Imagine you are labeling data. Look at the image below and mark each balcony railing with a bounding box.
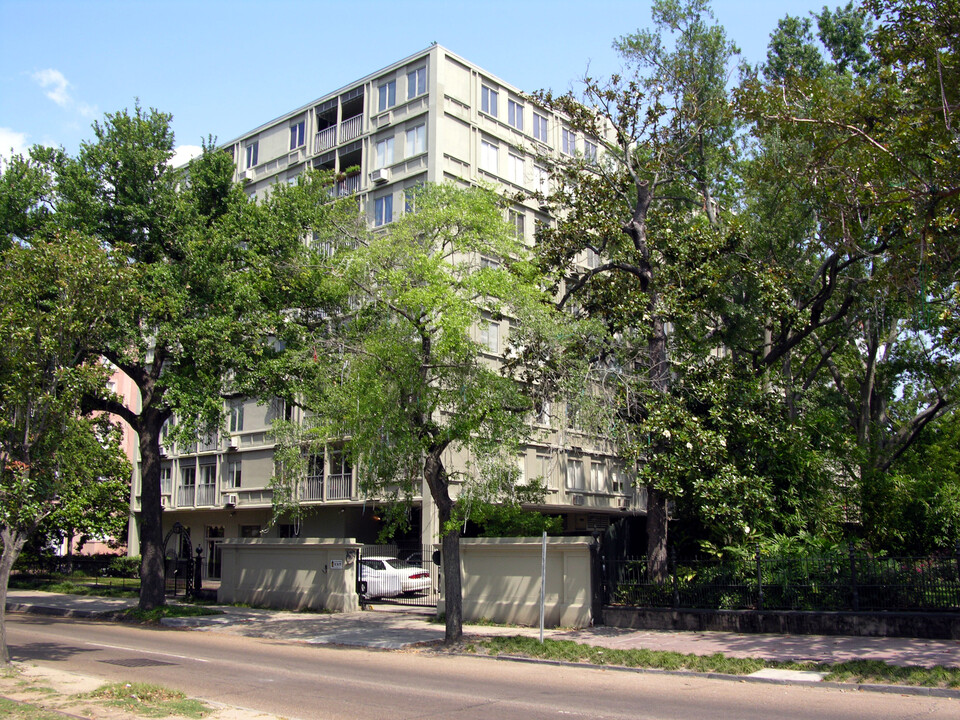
[315,126,336,153]
[302,475,323,501]
[340,115,362,143]
[329,173,361,198]
[196,485,217,507]
[328,473,351,500]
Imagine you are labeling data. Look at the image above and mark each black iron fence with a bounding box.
[604,544,960,612]
[358,543,439,608]
[11,555,140,591]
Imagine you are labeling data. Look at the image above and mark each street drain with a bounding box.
[100,658,177,667]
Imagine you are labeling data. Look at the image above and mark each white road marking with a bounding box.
[85,642,210,662]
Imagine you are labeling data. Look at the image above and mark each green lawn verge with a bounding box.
[115,605,223,623]
[475,636,960,688]
[85,682,210,718]
[10,578,140,598]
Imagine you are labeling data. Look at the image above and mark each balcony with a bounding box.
[302,475,323,501]
[315,125,336,154]
[329,173,361,198]
[328,473,351,500]
[340,115,362,143]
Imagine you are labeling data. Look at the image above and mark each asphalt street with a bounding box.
[7,614,959,720]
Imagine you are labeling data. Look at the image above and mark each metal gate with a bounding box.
[162,522,203,598]
[357,544,439,608]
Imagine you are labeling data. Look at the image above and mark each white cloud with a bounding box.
[169,144,203,168]
[0,127,30,164]
[30,68,99,119]
[32,68,71,107]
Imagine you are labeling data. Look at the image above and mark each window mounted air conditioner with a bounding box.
[571,494,585,507]
[223,493,239,507]
[370,168,390,184]
[160,496,169,509]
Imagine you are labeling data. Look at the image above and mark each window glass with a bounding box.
[245,142,258,168]
[507,153,524,184]
[229,402,244,432]
[289,120,305,150]
[508,99,523,130]
[376,137,394,168]
[562,129,576,156]
[533,112,548,142]
[406,124,425,156]
[480,318,499,353]
[566,459,585,490]
[481,86,498,116]
[508,209,525,238]
[480,140,498,173]
[375,195,394,226]
[584,139,598,163]
[378,80,397,112]
[407,67,426,99]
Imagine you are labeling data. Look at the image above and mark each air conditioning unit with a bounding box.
[617,496,630,510]
[159,447,168,457]
[160,496,169,509]
[243,168,256,182]
[370,168,390,184]
[223,493,238,507]
[224,438,238,451]
[571,494,585,507]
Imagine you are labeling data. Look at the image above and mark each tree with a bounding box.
[278,184,575,643]
[533,0,744,577]
[26,106,349,609]
[0,224,131,665]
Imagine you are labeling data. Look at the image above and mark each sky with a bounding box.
[0,0,831,165]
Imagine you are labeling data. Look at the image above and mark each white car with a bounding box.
[359,556,431,598]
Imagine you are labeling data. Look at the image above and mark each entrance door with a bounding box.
[205,525,224,579]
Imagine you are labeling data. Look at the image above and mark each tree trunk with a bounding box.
[0,527,28,666]
[137,412,165,610]
[645,486,669,581]
[424,451,462,644]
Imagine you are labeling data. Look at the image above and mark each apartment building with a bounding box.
[129,45,645,576]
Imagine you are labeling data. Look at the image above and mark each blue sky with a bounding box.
[0,0,829,163]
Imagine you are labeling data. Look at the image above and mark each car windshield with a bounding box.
[384,558,416,569]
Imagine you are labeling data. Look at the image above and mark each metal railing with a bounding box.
[604,545,960,612]
[177,486,195,507]
[302,475,323,501]
[315,125,336,153]
[196,484,217,507]
[328,473,351,500]
[340,115,362,143]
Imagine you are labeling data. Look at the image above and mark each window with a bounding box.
[160,466,172,495]
[507,153,524,185]
[229,401,244,432]
[516,455,528,486]
[566,458,585,490]
[378,80,396,112]
[375,137,394,169]
[480,318,499,353]
[481,85,498,116]
[480,256,500,270]
[329,448,352,478]
[508,99,523,130]
[240,525,261,538]
[590,461,605,492]
[536,401,552,426]
[245,141,259,168]
[289,120,305,150]
[198,463,216,505]
[584,139,598,163]
[508,209,525,238]
[562,129,576,156]
[226,459,242,489]
[533,112,548,142]
[407,66,426,99]
[374,195,393,226]
[179,466,196,506]
[406,124,425,156]
[278,524,299,538]
[404,187,418,214]
[480,140,498,174]
[536,453,554,486]
[534,164,550,193]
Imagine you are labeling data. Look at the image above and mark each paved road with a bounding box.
[7,614,958,720]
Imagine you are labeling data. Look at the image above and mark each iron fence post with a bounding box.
[848,542,859,612]
[955,541,960,585]
[670,545,679,608]
[755,544,764,611]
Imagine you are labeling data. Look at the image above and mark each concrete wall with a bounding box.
[442,537,594,628]
[218,538,361,612]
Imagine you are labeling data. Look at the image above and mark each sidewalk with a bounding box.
[7,588,959,668]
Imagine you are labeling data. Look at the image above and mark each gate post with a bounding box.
[193,545,203,596]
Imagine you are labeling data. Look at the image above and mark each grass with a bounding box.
[0,696,73,720]
[475,636,960,689]
[86,682,210,718]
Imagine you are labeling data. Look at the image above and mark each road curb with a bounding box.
[5,602,105,620]
[464,652,960,699]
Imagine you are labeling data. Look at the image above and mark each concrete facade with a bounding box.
[128,45,645,572]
